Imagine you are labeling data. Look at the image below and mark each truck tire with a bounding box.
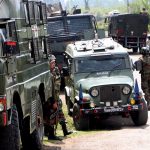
[22,122,43,150]
[73,103,89,130]
[130,100,148,126]
[0,105,20,150]
[30,129,43,150]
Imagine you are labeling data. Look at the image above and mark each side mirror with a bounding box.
[140,46,150,55]
[134,60,142,71]
[62,66,69,77]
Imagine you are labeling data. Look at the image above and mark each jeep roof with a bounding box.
[65,38,128,58]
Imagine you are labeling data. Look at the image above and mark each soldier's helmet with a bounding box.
[49,54,56,63]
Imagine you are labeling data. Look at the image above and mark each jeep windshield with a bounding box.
[75,54,131,73]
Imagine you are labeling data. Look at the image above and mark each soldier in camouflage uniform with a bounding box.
[138,44,150,109]
[44,55,72,140]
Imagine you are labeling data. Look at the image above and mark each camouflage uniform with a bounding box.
[51,65,66,124]
[140,55,150,108]
[44,55,72,139]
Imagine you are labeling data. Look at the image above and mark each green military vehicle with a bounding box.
[0,0,51,149]
[106,13,149,53]
[63,37,148,130]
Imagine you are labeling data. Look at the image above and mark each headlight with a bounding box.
[122,86,130,95]
[90,101,95,108]
[0,103,4,112]
[90,87,99,97]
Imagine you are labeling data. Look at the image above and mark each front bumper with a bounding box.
[80,104,143,115]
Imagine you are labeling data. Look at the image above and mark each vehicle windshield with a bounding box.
[47,19,64,36]
[67,17,93,34]
[47,16,93,37]
[74,54,131,73]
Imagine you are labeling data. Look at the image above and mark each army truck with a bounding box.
[63,38,148,130]
[0,0,51,149]
[106,13,149,53]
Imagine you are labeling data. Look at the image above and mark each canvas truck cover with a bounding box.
[109,13,149,37]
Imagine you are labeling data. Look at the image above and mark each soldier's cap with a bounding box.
[48,55,56,63]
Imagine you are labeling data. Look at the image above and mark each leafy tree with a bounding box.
[129,0,150,13]
[84,0,90,10]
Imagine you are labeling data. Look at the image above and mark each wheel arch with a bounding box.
[13,91,23,125]
[38,83,46,106]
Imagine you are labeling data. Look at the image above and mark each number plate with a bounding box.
[104,107,124,113]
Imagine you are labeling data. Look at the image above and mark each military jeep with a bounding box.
[63,38,148,130]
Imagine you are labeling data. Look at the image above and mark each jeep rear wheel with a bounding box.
[73,103,89,130]
[67,98,73,116]
[65,90,73,116]
[0,105,21,150]
[130,100,148,126]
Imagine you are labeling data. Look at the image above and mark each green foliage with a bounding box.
[128,0,150,13]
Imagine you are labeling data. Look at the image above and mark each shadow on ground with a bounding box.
[43,145,61,150]
[89,115,136,130]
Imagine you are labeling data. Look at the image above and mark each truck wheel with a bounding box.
[130,100,148,126]
[0,105,21,150]
[73,103,89,130]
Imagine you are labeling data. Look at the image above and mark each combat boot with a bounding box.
[61,123,73,136]
[48,126,62,141]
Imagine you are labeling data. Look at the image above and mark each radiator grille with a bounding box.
[100,85,121,104]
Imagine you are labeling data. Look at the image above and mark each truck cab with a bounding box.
[63,37,148,130]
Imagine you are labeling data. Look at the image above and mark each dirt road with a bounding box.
[43,54,150,150]
[43,112,150,150]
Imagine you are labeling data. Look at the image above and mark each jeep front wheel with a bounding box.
[130,100,148,126]
[73,103,89,130]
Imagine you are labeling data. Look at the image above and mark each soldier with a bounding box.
[44,55,72,140]
[43,96,61,140]
[136,48,150,109]
[140,8,148,16]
